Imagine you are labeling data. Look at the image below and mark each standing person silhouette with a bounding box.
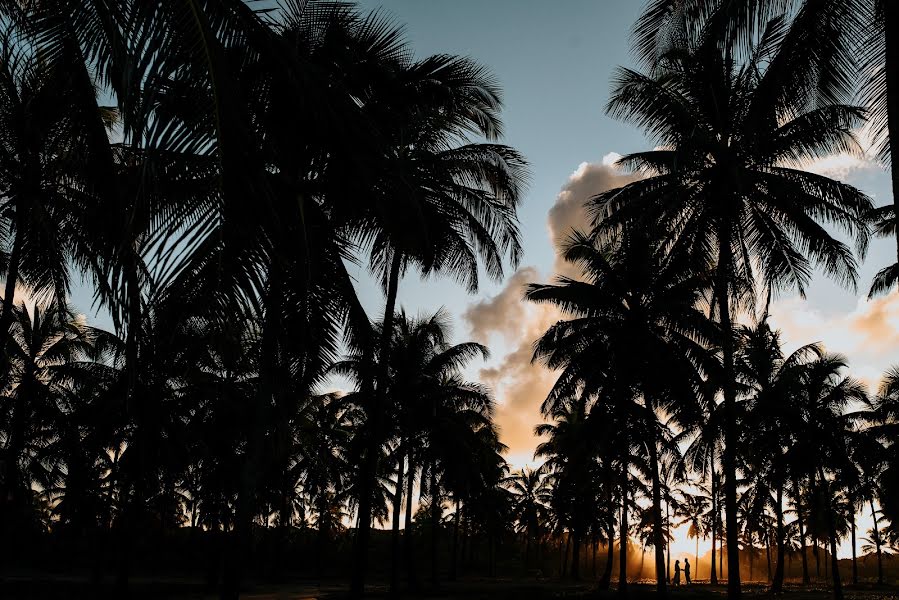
[673,560,681,586]
[684,558,692,584]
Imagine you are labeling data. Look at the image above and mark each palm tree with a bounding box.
[528,218,713,594]
[0,299,113,539]
[348,47,528,593]
[598,13,872,597]
[677,491,710,582]
[507,466,552,572]
[0,21,114,337]
[798,353,868,599]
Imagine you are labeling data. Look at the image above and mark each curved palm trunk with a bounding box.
[619,462,629,597]
[352,251,402,597]
[647,439,667,595]
[870,498,884,584]
[715,246,741,599]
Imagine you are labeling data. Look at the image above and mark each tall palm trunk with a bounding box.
[450,498,461,580]
[711,460,718,584]
[0,221,22,334]
[390,447,406,594]
[646,437,667,595]
[885,1,899,266]
[816,465,842,600]
[870,497,884,584]
[0,221,24,556]
[404,457,419,589]
[715,242,741,599]
[666,499,672,582]
[598,524,614,589]
[429,463,440,587]
[571,531,581,580]
[352,251,402,596]
[772,484,785,593]
[850,510,858,585]
[619,462,629,597]
[697,536,701,581]
[793,476,811,584]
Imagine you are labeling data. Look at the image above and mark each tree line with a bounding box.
[2,1,899,600]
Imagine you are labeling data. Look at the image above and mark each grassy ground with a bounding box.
[1,576,896,599]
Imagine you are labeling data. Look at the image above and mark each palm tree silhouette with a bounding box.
[598,11,872,596]
[529,220,712,595]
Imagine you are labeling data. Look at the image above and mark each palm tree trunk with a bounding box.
[524,531,531,572]
[818,467,843,600]
[563,533,570,577]
[885,0,899,267]
[870,497,884,584]
[390,447,406,594]
[598,524,614,589]
[450,498,460,581]
[793,476,811,584]
[430,463,440,587]
[772,484,786,593]
[619,462,629,597]
[646,436,667,595]
[711,462,718,584]
[404,456,419,590]
[850,511,858,585]
[697,536,701,581]
[352,251,402,597]
[666,499,672,583]
[0,222,21,334]
[571,531,581,580]
[715,246,741,599]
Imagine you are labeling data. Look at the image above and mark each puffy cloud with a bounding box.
[478,296,561,465]
[769,291,899,391]
[547,160,638,275]
[463,266,539,344]
[465,158,637,467]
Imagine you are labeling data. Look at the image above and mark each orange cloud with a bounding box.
[465,158,638,467]
[769,291,899,391]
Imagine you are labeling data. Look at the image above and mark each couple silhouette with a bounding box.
[672,558,691,586]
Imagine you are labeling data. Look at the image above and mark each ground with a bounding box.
[2,577,896,600]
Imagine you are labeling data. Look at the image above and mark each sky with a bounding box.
[66,0,897,562]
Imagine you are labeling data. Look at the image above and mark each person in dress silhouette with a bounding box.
[684,558,692,584]
[673,560,681,586]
